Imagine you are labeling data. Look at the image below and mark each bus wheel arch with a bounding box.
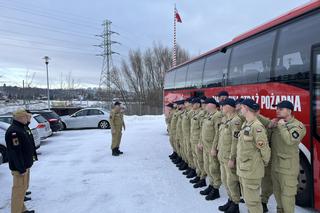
[296,150,312,207]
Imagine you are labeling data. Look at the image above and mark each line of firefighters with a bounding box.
[165,91,306,213]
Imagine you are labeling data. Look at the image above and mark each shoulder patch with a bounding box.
[234,131,240,138]
[256,141,265,148]
[292,131,299,139]
[12,138,19,146]
[256,128,262,133]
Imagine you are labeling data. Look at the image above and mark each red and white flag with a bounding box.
[175,8,182,23]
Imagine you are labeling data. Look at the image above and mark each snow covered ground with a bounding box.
[0,115,316,213]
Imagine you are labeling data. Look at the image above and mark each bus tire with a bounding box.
[296,152,312,207]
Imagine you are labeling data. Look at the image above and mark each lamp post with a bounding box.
[43,56,50,110]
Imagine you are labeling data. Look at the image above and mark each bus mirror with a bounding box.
[220,47,227,53]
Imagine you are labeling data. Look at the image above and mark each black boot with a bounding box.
[176,160,185,167]
[205,188,220,200]
[23,211,35,213]
[262,202,268,213]
[193,179,207,188]
[169,152,177,159]
[116,147,123,154]
[183,167,192,175]
[186,169,197,179]
[112,148,119,156]
[190,176,200,183]
[25,191,31,196]
[218,199,232,211]
[179,162,188,171]
[200,185,213,195]
[225,201,239,213]
[24,197,31,202]
[173,157,182,164]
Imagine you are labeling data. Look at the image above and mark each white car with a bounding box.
[0,121,41,163]
[33,114,52,139]
[0,114,51,140]
[61,108,110,129]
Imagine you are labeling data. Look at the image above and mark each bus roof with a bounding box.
[169,0,320,72]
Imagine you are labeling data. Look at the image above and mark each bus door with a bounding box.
[311,46,320,210]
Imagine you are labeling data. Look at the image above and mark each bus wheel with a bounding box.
[296,153,312,207]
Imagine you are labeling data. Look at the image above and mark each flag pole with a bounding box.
[173,3,177,67]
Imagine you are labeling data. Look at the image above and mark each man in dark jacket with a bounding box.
[5,109,35,213]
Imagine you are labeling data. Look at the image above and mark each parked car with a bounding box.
[61,108,110,129]
[29,110,63,132]
[0,116,41,153]
[33,114,52,139]
[0,121,40,163]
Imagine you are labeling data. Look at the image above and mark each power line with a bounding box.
[0,17,97,40]
[0,29,97,47]
[0,14,98,36]
[0,3,101,31]
[0,36,97,52]
[0,0,102,26]
[0,42,98,55]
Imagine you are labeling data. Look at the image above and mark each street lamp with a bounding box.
[43,56,50,110]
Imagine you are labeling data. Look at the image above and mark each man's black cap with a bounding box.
[272,100,294,111]
[199,96,207,103]
[114,101,121,106]
[241,99,260,111]
[166,103,174,108]
[176,100,185,105]
[185,97,194,103]
[220,98,236,108]
[218,91,229,97]
[191,97,201,104]
[204,98,219,107]
[235,98,245,105]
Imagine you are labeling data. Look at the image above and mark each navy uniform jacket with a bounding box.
[5,120,35,174]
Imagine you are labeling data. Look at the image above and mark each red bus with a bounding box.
[164,1,320,210]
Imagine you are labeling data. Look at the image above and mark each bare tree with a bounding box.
[110,42,190,115]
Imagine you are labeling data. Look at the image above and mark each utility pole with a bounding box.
[43,56,51,110]
[95,19,120,106]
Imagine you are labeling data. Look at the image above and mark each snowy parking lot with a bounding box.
[0,115,315,213]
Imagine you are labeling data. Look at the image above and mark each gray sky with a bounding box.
[0,0,311,88]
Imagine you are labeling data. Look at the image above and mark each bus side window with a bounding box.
[273,12,320,88]
[228,31,276,85]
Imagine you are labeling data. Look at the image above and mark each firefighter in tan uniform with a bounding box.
[181,97,195,175]
[270,101,306,213]
[237,99,271,213]
[169,102,179,163]
[109,102,126,156]
[199,98,223,200]
[189,98,206,185]
[165,103,175,135]
[175,100,188,169]
[255,112,274,213]
[216,98,242,213]
[237,97,273,212]
[171,101,185,165]
[192,97,208,188]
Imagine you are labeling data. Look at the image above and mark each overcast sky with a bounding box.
[0,0,311,88]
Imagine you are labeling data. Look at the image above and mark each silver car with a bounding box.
[61,108,110,129]
[33,114,53,139]
[0,121,41,163]
[0,116,41,148]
